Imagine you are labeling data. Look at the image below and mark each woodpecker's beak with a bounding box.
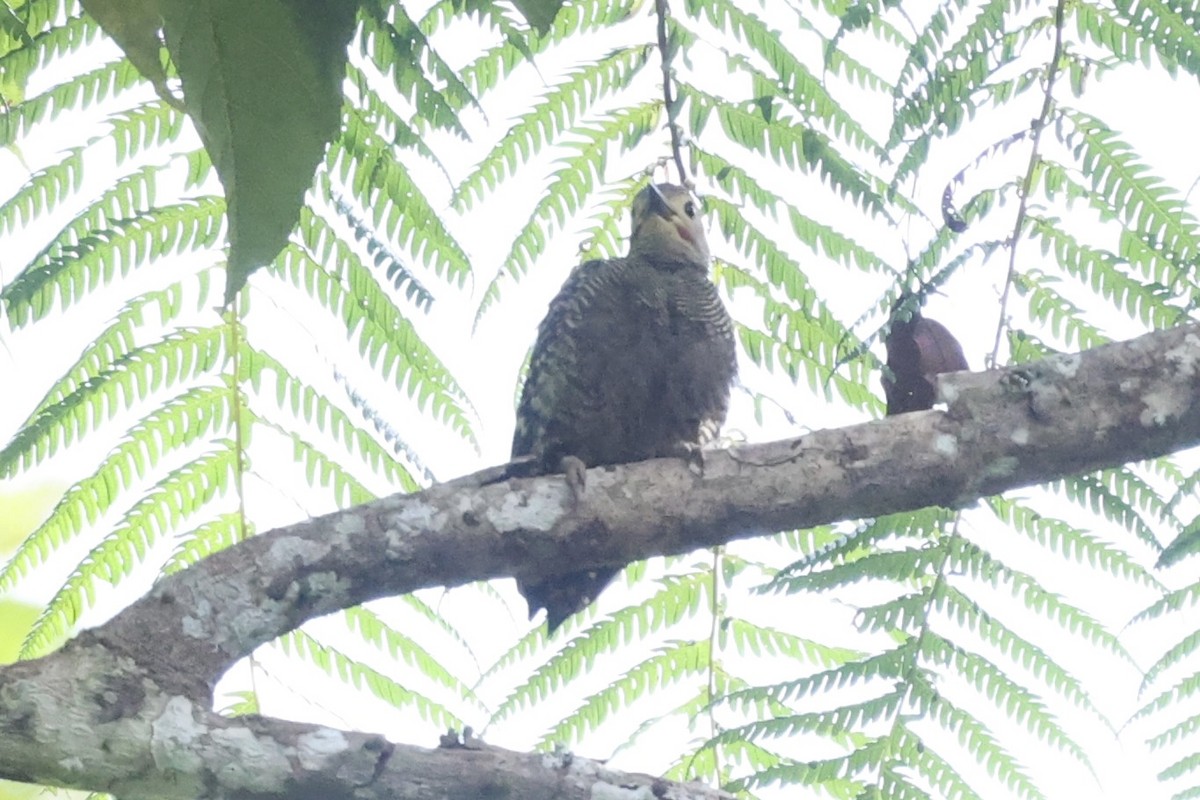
[646,184,677,220]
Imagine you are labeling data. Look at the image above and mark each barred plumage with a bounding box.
[512,183,737,632]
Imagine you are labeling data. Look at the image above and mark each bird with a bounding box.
[510,183,738,633]
[882,301,968,415]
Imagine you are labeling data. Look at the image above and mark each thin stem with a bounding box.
[655,0,689,186]
[707,546,721,738]
[869,511,962,795]
[226,298,258,705]
[988,0,1068,367]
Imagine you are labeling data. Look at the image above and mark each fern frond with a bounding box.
[399,592,490,676]
[773,508,954,578]
[276,626,465,729]
[1147,711,1200,757]
[769,546,940,594]
[667,730,784,787]
[34,163,164,260]
[1013,270,1109,350]
[684,84,889,216]
[0,326,228,477]
[916,672,1048,800]
[924,633,1094,770]
[1157,750,1200,787]
[1062,108,1200,272]
[894,8,1051,146]
[18,150,201,280]
[889,20,1058,193]
[0,385,233,592]
[344,605,484,709]
[695,148,891,274]
[1051,468,1170,552]
[1074,1,1158,66]
[1112,0,1200,80]
[23,270,217,418]
[1026,214,1181,329]
[107,100,190,161]
[857,587,942,634]
[22,447,238,658]
[452,0,639,97]
[538,639,710,748]
[3,198,226,327]
[0,13,100,93]
[901,730,985,800]
[327,115,471,285]
[0,145,87,237]
[725,617,863,668]
[940,585,1109,725]
[350,232,436,314]
[475,101,662,317]
[241,353,423,497]
[358,1,471,137]
[731,694,900,756]
[0,1,33,52]
[728,738,885,794]
[681,0,884,157]
[1034,158,1188,294]
[0,57,146,146]
[576,177,641,262]
[271,242,476,444]
[724,645,912,707]
[487,570,712,724]
[714,259,875,408]
[346,62,447,176]
[987,495,1161,588]
[164,512,251,574]
[280,427,376,508]
[1136,581,1200,626]
[244,358,424,498]
[957,538,1132,660]
[455,45,653,208]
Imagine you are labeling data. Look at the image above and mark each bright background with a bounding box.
[3,1,1200,798]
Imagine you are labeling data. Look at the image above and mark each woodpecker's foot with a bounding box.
[462,726,483,750]
[560,455,588,505]
[668,441,707,476]
[439,726,484,750]
[548,741,575,768]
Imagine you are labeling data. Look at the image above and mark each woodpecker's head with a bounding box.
[630,183,710,268]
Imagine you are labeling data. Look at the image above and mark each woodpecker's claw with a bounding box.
[561,455,588,505]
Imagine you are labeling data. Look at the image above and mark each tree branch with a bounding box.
[2,323,1199,798]
[0,649,730,799]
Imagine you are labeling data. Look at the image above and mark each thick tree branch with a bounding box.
[2,323,1199,799]
[0,647,728,799]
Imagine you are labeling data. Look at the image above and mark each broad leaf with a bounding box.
[159,0,357,304]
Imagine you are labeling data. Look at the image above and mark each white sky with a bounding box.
[3,2,1200,799]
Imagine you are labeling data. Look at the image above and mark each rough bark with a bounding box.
[1,323,1198,800]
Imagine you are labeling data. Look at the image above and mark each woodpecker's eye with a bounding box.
[683,200,697,218]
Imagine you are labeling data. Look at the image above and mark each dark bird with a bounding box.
[882,303,968,415]
[511,183,737,633]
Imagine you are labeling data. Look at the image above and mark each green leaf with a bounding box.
[158,0,358,304]
[78,0,176,105]
[509,0,564,36]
